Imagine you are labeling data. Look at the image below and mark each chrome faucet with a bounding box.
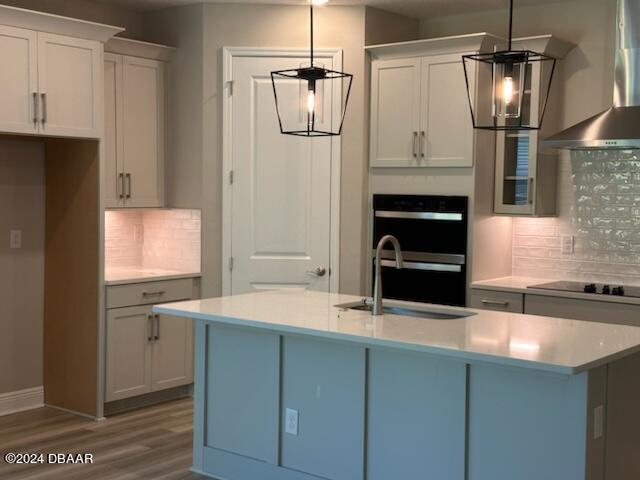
[373,235,404,315]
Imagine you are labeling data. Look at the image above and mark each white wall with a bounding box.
[0,138,45,395]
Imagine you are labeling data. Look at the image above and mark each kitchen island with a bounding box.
[154,290,640,480]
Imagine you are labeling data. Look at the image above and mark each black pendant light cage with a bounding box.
[461,0,557,131]
[271,3,353,137]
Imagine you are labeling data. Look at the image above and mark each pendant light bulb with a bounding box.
[307,89,316,116]
[502,75,514,105]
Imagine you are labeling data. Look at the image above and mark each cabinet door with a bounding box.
[0,25,38,135]
[370,58,421,167]
[104,53,124,208]
[122,56,164,207]
[151,313,194,391]
[37,33,101,138]
[420,53,474,167]
[106,306,153,402]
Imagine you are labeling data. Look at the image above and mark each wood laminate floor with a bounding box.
[0,398,207,480]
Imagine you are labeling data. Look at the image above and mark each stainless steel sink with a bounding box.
[335,300,474,320]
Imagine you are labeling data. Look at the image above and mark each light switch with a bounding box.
[561,235,574,255]
[285,408,298,436]
[10,230,22,249]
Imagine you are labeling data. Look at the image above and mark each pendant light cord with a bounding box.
[310,3,314,67]
[507,0,514,50]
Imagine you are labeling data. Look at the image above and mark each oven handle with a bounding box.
[375,210,463,221]
[376,249,466,265]
[380,259,462,273]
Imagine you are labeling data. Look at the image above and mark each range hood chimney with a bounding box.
[543,0,640,149]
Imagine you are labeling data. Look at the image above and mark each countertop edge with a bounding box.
[153,304,610,376]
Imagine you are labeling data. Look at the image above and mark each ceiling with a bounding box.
[91,0,564,19]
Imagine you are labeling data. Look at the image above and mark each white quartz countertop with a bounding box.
[105,267,201,285]
[472,276,640,305]
[153,290,640,375]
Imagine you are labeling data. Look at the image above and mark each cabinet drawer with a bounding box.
[107,278,193,309]
[525,294,640,326]
[469,289,524,313]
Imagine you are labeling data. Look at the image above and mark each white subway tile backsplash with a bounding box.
[105,209,201,274]
[513,150,640,285]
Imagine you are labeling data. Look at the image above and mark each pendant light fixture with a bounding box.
[462,0,557,131]
[271,0,353,137]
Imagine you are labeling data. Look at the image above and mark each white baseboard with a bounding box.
[0,387,44,417]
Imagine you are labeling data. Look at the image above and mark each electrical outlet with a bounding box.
[593,405,604,439]
[285,408,298,436]
[10,230,22,249]
[561,235,574,255]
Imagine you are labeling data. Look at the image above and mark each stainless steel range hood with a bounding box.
[543,0,640,149]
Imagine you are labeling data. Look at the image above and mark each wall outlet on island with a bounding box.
[285,408,298,436]
[10,230,22,249]
[561,235,574,255]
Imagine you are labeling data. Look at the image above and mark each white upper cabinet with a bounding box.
[104,53,124,208]
[122,56,165,207]
[370,58,421,167]
[0,27,101,138]
[368,34,499,169]
[493,36,574,216]
[37,33,102,138]
[0,6,122,138]
[104,38,172,208]
[420,53,474,167]
[0,25,38,134]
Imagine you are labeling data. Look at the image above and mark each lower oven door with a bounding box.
[376,259,466,307]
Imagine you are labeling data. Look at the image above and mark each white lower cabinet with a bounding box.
[105,279,197,403]
[106,306,153,401]
[106,305,194,402]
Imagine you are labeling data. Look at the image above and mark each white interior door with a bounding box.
[228,54,337,295]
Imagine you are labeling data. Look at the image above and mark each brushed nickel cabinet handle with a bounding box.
[412,132,418,158]
[118,173,124,199]
[32,92,38,125]
[481,299,509,307]
[154,314,160,341]
[126,173,132,199]
[528,177,534,205]
[142,290,166,297]
[147,314,153,341]
[41,93,47,124]
[420,131,426,158]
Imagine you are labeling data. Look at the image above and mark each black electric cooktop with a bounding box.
[528,280,640,298]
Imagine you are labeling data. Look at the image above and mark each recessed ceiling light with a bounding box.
[309,0,329,5]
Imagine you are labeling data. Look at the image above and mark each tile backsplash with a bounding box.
[105,209,201,273]
[513,150,640,285]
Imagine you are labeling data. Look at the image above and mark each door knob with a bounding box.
[306,266,327,277]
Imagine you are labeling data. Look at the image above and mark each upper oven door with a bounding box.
[373,195,468,255]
